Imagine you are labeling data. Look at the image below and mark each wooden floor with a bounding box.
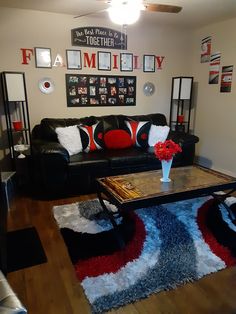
[7,191,236,314]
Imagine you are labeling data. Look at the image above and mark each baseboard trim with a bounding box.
[195,161,236,178]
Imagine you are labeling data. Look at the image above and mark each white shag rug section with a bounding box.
[53,199,119,234]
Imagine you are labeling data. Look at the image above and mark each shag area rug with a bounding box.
[53,196,236,314]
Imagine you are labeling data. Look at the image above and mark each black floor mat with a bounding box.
[7,227,47,272]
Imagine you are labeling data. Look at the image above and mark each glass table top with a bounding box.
[97,166,236,204]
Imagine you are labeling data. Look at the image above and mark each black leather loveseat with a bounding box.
[31,113,199,196]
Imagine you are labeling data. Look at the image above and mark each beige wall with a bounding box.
[0,7,192,129]
[1,8,235,176]
[192,18,236,176]
[1,8,236,177]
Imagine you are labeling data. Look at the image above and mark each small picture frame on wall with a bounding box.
[98,51,111,71]
[143,55,155,72]
[66,50,82,70]
[35,47,52,68]
[120,53,133,72]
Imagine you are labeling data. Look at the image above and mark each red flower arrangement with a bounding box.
[154,139,182,161]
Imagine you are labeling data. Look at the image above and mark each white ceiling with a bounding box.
[0,0,236,28]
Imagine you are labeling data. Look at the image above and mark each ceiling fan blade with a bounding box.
[142,4,182,13]
[74,8,107,18]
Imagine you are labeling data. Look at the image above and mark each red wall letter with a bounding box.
[112,54,118,69]
[133,55,141,69]
[83,52,96,68]
[20,48,34,65]
[156,56,165,69]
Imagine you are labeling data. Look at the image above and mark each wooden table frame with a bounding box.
[96,166,236,247]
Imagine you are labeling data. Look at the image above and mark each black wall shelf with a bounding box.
[1,72,32,169]
[169,76,193,133]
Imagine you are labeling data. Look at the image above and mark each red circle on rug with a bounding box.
[74,212,146,281]
[197,199,236,267]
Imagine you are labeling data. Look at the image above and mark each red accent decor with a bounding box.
[154,139,182,161]
[98,132,103,140]
[20,48,34,65]
[112,54,118,69]
[104,130,132,149]
[125,120,151,148]
[177,115,184,123]
[197,199,236,266]
[85,125,97,152]
[133,55,141,69]
[129,121,138,146]
[78,121,104,152]
[44,82,50,89]
[155,56,165,69]
[83,52,96,68]
[74,213,146,281]
[12,121,23,131]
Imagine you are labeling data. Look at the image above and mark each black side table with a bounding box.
[15,156,31,187]
[1,172,16,211]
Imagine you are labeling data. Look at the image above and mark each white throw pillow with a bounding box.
[55,125,82,156]
[148,125,170,147]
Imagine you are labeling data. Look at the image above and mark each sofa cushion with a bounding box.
[125,120,151,148]
[41,118,81,141]
[148,125,170,147]
[102,115,126,133]
[105,147,148,168]
[55,125,82,156]
[104,129,132,149]
[69,151,108,169]
[128,113,167,125]
[78,121,104,153]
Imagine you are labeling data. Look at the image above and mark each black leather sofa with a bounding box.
[31,113,199,196]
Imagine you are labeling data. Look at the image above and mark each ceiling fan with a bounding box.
[75,0,182,25]
[101,0,182,13]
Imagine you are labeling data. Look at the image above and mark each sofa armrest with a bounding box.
[32,140,69,162]
[167,131,199,165]
[167,131,199,146]
[32,140,70,194]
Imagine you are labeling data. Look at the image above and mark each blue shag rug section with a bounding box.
[53,196,236,314]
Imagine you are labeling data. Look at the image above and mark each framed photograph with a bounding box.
[66,50,82,70]
[120,53,133,71]
[66,74,136,107]
[98,51,111,71]
[143,55,155,72]
[35,47,52,68]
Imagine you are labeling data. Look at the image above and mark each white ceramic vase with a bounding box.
[160,158,173,182]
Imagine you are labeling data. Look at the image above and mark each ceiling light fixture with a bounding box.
[108,0,144,25]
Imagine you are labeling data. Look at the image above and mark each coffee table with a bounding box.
[96,165,236,246]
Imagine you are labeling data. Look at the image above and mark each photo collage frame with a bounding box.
[66,74,136,107]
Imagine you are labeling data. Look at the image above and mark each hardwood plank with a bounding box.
[6,191,236,314]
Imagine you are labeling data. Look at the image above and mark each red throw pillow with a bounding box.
[125,120,151,148]
[104,129,132,149]
[78,121,104,152]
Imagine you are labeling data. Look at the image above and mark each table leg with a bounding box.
[97,190,125,249]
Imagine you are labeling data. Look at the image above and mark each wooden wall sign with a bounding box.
[66,74,136,107]
[71,27,127,50]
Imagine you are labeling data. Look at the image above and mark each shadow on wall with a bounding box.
[195,155,213,169]
[191,81,198,135]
